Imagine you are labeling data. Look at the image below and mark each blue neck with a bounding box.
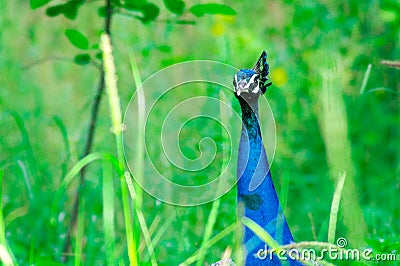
[237,97,297,265]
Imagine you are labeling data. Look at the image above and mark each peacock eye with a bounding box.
[253,75,259,85]
[248,74,259,86]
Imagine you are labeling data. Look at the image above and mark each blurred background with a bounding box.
[0,0,399,265]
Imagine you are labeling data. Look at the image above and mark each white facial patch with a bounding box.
[234,73,259,96]
[247,74,259,93]
[245,74,258,89]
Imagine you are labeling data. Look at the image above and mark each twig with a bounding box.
[61,0,113,262]
[23,56,77,70]
[381,60,400,69]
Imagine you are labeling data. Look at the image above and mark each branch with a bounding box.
[381,60,400,69]
[61,0,113,262]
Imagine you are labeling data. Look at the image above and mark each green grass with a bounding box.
[0,0,399,265]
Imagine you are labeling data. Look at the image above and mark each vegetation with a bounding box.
[0,0,399,265]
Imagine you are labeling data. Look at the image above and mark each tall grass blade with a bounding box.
[139,214,174,253]
[128,52,145,254]
[241,217,280,250]
[0,170,6,245]
[180,223,240,266]
[102,160,116,265]
[52,116,72,178]
[51,151,120,224]
[16,160,33,199]
[6,112,39,178]
[74,199,84,266]
[0,244,14,266]
[234,216,244,266]
[244,217,336,265]
[313,45,367,247]
[0,170,17,266]
[124,172,158,265]
[360,64,372,94]
[328,171,346,243]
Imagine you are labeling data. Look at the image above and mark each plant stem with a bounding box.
[101,33,138,266]
[62,0,113,261]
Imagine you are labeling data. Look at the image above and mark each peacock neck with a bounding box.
[237,96,296,265]
[239,98,261,141]
[237,97,265,192]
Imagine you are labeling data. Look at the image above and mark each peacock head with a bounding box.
[233,51,272,101]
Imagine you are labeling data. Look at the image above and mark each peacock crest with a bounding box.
[233,51,272,97]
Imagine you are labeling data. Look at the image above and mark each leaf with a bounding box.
[189,3,236,17]
[98,6,106,17]
[73,54,91,65]
[122,1,160,22]
[62,1,81,20]
[65,29,89,50]
[157,45,172,53]
[122,0,147,11]
[30,0,52,9]
[163,0,185,15]
[45,1,82,20]
[139,2,160,22]
[95,52,102,61]
[45,4,64,17]
[123,0,147,8]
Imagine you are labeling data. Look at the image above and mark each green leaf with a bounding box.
[95,52,102,61]
[123,0,147,8]
[163,0,185,15]
[62,1,81,20]
[123,1,160,22]
[45,1,82,20]
[139,2,160,22]
[45,4,64,17]
[157,45,172,53]
[73,54,91,65]
[189,3,236,17]
[65,29,89,50]
[122,0,147,10]
[30,0,52,9]
[98,6,106,17]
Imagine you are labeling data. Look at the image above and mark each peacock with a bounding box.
[233,51,300,265]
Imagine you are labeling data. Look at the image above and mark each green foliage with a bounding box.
[73,54,91,65]
[97,6,107,18]
[29,0,52,9]
[45,1,83,20]
[65,29,89,50]
[189,3,236,17]
[163,0,185,15]
[121,1,160,22]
